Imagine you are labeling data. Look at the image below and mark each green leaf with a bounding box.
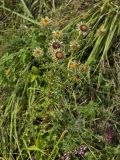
[0,5,40,26]
[31,66,39,74]
[20,0,33,18]
[24,145,46,154]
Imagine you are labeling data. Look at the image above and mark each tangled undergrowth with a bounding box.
[0,0,120,160]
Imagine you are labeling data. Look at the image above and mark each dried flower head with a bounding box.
[81,64,89,72]
[53,30,61,39]
[73,75,81,81]
[97,25,106,35]
[70,40,79,50]
[80,24,89,32]
[60,151,72,160]
[51,41,61,50]
[33,48,43,58]
[55,51,64,60]
[77,22,89,36]
[75,144,87,158]
[40,17,51,26]
[69,61,79,70]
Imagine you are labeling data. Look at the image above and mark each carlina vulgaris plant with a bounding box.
[53,30,62,39]
[50,40,62,50]
[73,74,81,81]
[54,50,65,60]
[69,60,79,71]
[51,49,65,62]
[81,64,89,73]
[70,40,80,50]
[52,41,61,50]
[40,16,51,27]
[69,2,120,73]
[77,22,89,36]
[33,47,43,58]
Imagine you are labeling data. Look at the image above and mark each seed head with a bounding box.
[52,41,61,50]
[80,24,89,32]
[55,51,64,60]
[77,22,89,36]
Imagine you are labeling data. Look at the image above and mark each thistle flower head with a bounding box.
[73,75,81,81]
[77,22,89,36]
[53,30,61,39]
[40,16,51,26]
[81,64,89,72]
[55,51,64,60]
[80,24,89,32]
[51,40,61,50]
[33,47,43,58]
[70,40,79,50]
[69,61,79,70]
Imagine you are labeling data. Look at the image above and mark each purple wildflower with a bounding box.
[75,144,87,158]
[60,151,72,160]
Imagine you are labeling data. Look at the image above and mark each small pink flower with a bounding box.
[60,151,72,160]
[75,144,87,158]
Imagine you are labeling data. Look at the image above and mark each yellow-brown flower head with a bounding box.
[81,64,89,72]
[70,61,79,70]
[53,30,61,39]
[33,48,43,58]
[97,25,106,35]
[70,40,79,50]
[73,75,81,81]
[40,17,51,26]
